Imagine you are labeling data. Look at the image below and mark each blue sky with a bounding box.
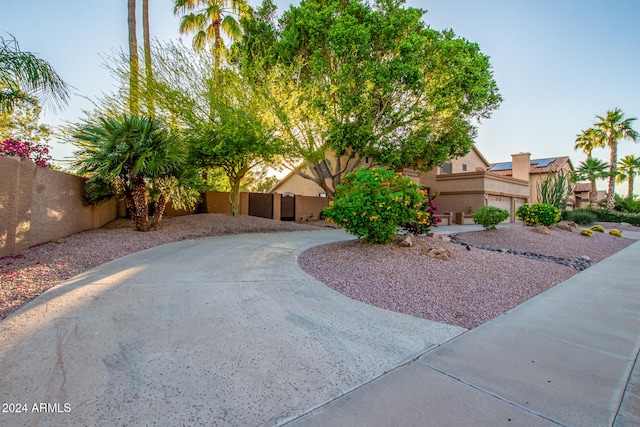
[2,1,639,193]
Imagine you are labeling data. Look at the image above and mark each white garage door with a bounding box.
[487,195,512,222]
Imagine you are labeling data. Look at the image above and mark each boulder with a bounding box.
[426,247,452,261]
[532,226,550,235]
[556,222,574,232]
[399,234,413,247]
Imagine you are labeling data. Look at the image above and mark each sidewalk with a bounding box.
[289,236,640,426]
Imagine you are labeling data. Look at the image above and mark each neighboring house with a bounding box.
[573,182,607,209]
[271,146,537,223]
[488,156,575,208]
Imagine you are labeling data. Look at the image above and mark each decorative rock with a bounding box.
[567,221,577,228]
[53,238,66,244]
[581,255,591,262]
[426,247,452,261]
[400,234,413,247]
[532,226,550,235]
[439,236,451,243]
[556,222,574,232]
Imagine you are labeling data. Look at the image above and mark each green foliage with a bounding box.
[238,0,502,196]
[587,208,640,226]
[0,36,70,114]
[580,229,594,237]
[473,206,509,230]
[614,194,640,213]
[590,224,605,233]
[565,209,597,225]
[516,203,561,226]
[402,188,442,235]
[609,229,623,237]
[537,172,572,210]
[322,168,427,244]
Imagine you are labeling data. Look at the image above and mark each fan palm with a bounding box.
[593,109,639,209]
[173,0,250,72]
[572,157,610,209]
[574,127,603,160]
[73,115,188,231]
[0,36,69,114]
[617,154,640,199]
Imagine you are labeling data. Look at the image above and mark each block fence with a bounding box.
[0,156,118,257]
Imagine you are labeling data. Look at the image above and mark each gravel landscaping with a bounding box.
[298,222,636,329]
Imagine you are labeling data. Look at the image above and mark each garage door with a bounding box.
[487,195,512,223]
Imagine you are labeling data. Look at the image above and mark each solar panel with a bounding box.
[531,158,556,167]
[489,162,513,171]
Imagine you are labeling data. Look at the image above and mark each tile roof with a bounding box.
[488,156,573,176]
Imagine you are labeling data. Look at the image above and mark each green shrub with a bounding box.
[516,203,561,226]
[609,229,623,237]
[565,209,597,225]
[473,206,510,230]
[590,224,605,233]
[588,208,640,226]
[580,229,594,237]
[322,167,427,244]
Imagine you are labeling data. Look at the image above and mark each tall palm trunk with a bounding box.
[590,179,598,209]
[607,141,617,210]
[128,0,140,116]
[628,175,635,199]
[142,0,155,116]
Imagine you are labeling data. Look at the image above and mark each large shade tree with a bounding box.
[592,109,638,209]
[236,0,501,198]
[617,154,640,199]
[0,36,69,114]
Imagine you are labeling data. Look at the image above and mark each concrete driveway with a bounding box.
[0,229,464,426]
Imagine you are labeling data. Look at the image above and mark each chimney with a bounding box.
[511,152,530,182]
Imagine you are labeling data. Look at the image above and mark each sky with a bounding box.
[2,0,639,193]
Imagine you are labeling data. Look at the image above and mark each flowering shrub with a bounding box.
[323,167,427,244]
[403,187,441,235]
[516,203,561,226]
[0,138,52,168]
[473,206,510,230]
[609,229,623,237]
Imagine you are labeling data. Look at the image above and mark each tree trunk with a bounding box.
[628,177,634,200]
[213,19,222,73]
[130,175,148,231]
[128,0,139,116]
[148,193,167,230]
[589,179,598,210]
[142,0,154,117]
[607,142,617,210]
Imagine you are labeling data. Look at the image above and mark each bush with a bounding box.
[580,229,594,237]
[0,138,52,168]
[322,167,427,244]
[403,187,442,235]
[590,224,605,233]
[516,203,561,226]
[473,206,510,230]
[609,229,623,237]
[565,209,597,225]
[588,208,640,226]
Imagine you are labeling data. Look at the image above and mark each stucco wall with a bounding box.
[294,195,329,222]
[1,156,118,257]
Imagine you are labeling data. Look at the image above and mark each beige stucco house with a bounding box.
[270,146,548,223]
[573,182,606,208]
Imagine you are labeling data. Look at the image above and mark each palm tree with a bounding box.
[574,127,603,160]
[72,115,188,231]
[572,157,610,209]
[142,0,155,116]
[593,108,639,209]
[128,0,140,115]
[0,36,69,113]
[173,0,250,72]
[617,154,640,199]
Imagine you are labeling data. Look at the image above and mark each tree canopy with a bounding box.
[235,0,502,197]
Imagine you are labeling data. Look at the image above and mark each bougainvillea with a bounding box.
[0,138,52,168]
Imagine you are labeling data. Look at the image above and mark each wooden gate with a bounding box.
[280,194,296,221]
[248,193,273,219]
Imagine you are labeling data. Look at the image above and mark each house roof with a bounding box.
[488,156,574,176]
[574,182,591,192]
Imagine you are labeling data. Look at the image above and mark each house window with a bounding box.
[319,162,331,178]
[442,162,452,174]
[462,164,467,172]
